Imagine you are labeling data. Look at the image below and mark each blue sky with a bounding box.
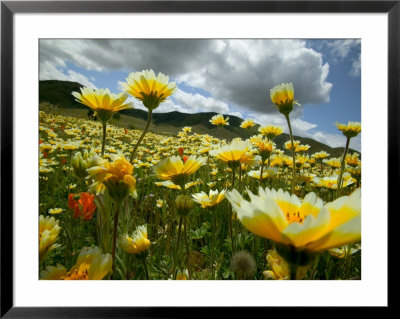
[39,39,361,151]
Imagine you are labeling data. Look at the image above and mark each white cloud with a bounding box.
[40,39,332,114]
[350,53,361,77]
[40,60,96,88]
[325,39,361,60]
[172,89,230,114]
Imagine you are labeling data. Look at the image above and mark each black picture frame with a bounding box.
[1,0,395,317]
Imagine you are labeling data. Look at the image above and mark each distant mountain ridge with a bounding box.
[39,80,359,157]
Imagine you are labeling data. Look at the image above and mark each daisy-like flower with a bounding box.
[329,243,361,258]
[248,167,278,180]
[72,87,133,122]
[312,151,330,159]
[72,150,105,180]
[263,250,309,280]
[156,199,166,208]
[209,140,253,166]
[345,153,361,167]
[122,69,176,110]
[119,225,151,254]
[40,246,112,280]
[209,114,229,127]
[182,126,192,133]
[240,119,255,129]
[295,154,309,168]
[154,155,206,187]
[313,174,356,189]
[258,125,284,139]
[176,269,189,280]
[295,144,310,153]
[48,208,63,215]
[192,189,226,208]
[87,154,137,202]
[336,121,361,139]
[39,215,61,263]
[226,187,361,253]
[270,82,300,116]
[324,157,341,169]
[249,135,276,161]
[284,140,301,152]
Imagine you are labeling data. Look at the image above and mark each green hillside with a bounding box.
[39,80,359,157]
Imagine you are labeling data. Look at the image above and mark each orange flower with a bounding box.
[178,147,184,156]
[68,192,97,221]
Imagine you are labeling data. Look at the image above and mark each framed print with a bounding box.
[1,0,396,317]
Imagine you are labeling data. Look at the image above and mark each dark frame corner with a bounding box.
[1,1,396,318]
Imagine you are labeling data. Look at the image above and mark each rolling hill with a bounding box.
[39,80,359,157]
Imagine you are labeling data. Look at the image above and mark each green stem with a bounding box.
[130,109,153,163]
[101,121,107,156]
[172,216,183,279]
[259,162,264,187]
[289,263,298,280]
[336,137,351,198]
[344,243,353,279]
[141,254,149,280]
[184,217,191,279]
[285,114,296,194]
[211,209,216,279]
[229,166,236,253]
[110,200,121,279]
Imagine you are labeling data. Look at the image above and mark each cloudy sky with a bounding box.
[39,39,361,151]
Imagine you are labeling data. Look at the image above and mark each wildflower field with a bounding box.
[39,70,361,280]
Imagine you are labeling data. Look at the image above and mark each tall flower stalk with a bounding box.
[121,69,176,163]
[72,87,133,156]
[269,82,300,194]
[87,155,137,277]
[335,121,361,197]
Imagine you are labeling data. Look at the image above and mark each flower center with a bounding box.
[61,269,89,280]
[285,211,304,224]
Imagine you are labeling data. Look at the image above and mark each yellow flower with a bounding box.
[329,243,361,258]
[209,140,253,164]
[249,135,276,160]
[248,167,278,180]
[258,125,284,139]
[176,269,189,280]
[156,199,166,208]
[209,114,229,127]
[263,250,309,280]
[226,187,361,252]
[313,174,355,189]
[324,157,341,169]
[284,140,300,151]
[295,154,309,167]
[119,225,151,254]
[72,87,133,122]
[240,119,255,129]
[270,82,300,115]
[87,155,137,202]
[48,208,63,215]
[40,246,112,280]
[72,150,105,179]
[154,155,206,186]
[122,69,176,110]
[345,153,361,167]
[312,151,329,159]
[192,189,226,208]
[295,144,310,153]
[336,121,361,139]
[39,215,61,262]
